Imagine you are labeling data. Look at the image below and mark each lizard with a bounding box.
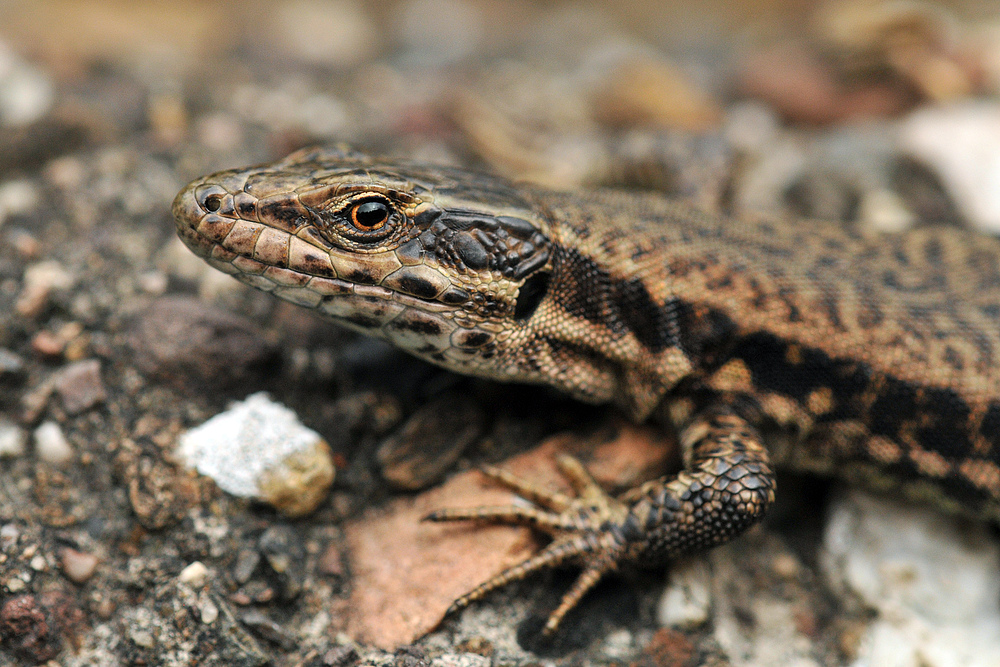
[172,145,1000,634]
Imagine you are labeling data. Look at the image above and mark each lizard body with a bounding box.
[173,146,1000,632]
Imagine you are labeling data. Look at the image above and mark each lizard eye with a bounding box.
[350,199,391,231]
[320,193,406,247]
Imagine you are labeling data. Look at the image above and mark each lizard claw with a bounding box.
[425,454,631,634]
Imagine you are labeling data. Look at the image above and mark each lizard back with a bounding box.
[536,187,1000,516]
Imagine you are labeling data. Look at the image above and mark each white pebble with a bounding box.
[657,556,712,628]
[0,419,26,457]
[33,421,73,465]
[178,561,209,587]
[0,524,19,548]
[17,259,76,316]
[178,392,334,517]
[0,179,39,226]
[29,553,47,571]
[199,597,219,624]
[0,43,54,126]
[860,188,916,233]
[901,101,1000,233]
[23,260,75,291]
[821,489,1000,667]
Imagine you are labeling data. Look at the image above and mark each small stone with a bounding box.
[238,610,298,651]
[148,91,187,146]
[771,553,801,581]
[20,378,54,423]
[0,44,54,126]
[900,102,1000,232]
[323,645,359,667]
[199,597,219,624]
[129,626,156,649]
[31,330,67,357]
[859,188,916,232]
[232,549,260,584]
[29,554,46,571]
[33,421,73,465]
[377,393,484,491]
[0,595,58,663]
[725,100,782,154]
[657,557,712,629]
[129,296,279,388]
[0,523,20,548]
[53,359,106,414]
[60,548,99,584]
[137,270,168,295]
[257,439,337,518]
[178,392,335,517]
[43,155,86,189]
[821,489,1000,666]
[178,561,209,587]
[7,228,40,258]
[30,321,85,360]
[0,178,39,225]
[0,348,25,378]
[16,260,75,318]
[0,419,26,458]
[258,526,306,601]
[317,543,344,577]
[93,595,115,620]
[785,170,861,223]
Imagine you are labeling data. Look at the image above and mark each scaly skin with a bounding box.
[173,146,1000,633]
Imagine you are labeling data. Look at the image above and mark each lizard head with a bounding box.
[172,146,562,385]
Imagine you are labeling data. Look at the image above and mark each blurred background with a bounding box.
[1,0,999,220]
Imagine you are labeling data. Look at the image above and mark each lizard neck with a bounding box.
[526,188,740,420]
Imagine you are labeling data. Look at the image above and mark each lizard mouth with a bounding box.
[170,177,498,358]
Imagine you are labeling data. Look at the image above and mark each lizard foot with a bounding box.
[425,406,776,635]
[424,454,632,635]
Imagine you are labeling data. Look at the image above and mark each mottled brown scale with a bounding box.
[172,146,1000,634]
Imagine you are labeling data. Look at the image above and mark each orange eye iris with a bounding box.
[350,200,390,231]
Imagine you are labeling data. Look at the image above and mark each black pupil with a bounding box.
[354,201,389,228]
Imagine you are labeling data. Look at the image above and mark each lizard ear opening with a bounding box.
[514,271,550,321]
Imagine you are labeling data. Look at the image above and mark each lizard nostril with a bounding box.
[194,184,231,215]
[203,194,223,212]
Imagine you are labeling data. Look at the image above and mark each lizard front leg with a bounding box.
[425,400,777,634]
